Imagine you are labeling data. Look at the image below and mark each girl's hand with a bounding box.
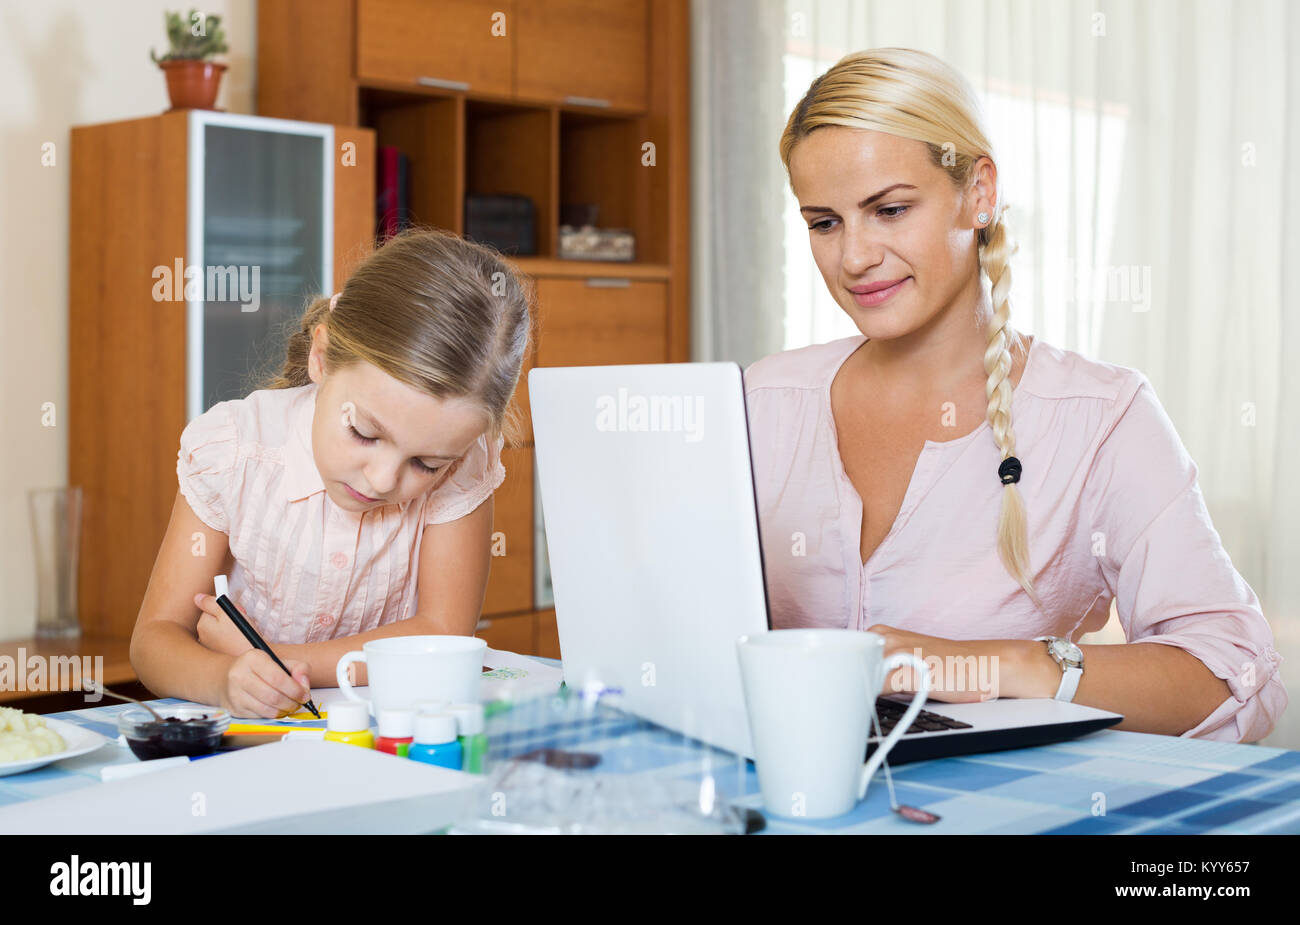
[220,650,313,719]
[867,624,1000,704]
[194,592,255,656]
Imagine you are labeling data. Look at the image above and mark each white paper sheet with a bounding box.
[482,647,565,703]
[0,739,483,834]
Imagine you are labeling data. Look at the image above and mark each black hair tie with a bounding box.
[998,456,1022,485]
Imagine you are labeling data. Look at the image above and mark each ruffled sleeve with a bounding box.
[176,402,240,534]
[1086,374,1287,743]
[424,431,507,525]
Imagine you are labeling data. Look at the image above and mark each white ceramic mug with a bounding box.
[736,628,931,820]
[335,635,487,716]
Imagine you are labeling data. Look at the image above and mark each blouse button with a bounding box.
[331,551,349,569]
[317,614,333,628]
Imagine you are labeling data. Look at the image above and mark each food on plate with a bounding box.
[0,706,66,762]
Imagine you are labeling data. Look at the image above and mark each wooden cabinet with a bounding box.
[482,447,534,615]
[353,0,646,110]
[356,0,512,95]
[261,0,650,115]
[514,0,648,110]
[535,277,668,367]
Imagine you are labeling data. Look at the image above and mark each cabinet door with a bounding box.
[535,609,560,659]
[197,117,330,414]
[475,612,535,654]
[357,0,512,95]
[514,0,647,111]
[482,446,534,615]
[534,278,667,367]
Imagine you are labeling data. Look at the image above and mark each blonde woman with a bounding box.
[744,48,1285,742]
[131,229,532,717]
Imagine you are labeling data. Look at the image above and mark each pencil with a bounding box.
[212,577,321,719]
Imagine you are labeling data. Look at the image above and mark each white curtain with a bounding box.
[690,0,1300,748]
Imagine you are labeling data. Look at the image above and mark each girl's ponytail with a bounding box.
[262,295,332,390]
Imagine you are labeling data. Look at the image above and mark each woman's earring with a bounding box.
[977,211,990,225]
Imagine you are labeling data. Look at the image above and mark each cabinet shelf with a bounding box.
[358,77,649,119]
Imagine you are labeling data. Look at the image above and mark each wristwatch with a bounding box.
[1033,636,1083,702]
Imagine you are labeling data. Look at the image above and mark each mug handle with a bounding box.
[858,652,931,799]
[335,650,369,707]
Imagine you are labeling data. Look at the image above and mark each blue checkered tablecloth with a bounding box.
[474,693,1300,834]
[3,661,1299,834]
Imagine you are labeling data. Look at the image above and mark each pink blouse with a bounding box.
[743,334,1286,743]
[176,382,505,645]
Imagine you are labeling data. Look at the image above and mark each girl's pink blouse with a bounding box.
[176,382,505,646]
[743,335,1286,743]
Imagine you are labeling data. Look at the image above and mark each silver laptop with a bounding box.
[529,363,1123,763]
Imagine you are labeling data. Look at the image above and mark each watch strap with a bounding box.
[1033,636,1082,702]
[1056,665,1082,702]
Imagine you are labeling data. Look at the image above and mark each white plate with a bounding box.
[0,717,113,777]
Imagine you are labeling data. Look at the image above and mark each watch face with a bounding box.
[1050,639,1083,665]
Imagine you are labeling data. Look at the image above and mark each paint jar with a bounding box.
[446,703,487,773]
[323,701,374,749]
[375,708,415,757]
[407,713,462,770]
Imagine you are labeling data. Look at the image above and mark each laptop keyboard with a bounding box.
[871,697,974,737]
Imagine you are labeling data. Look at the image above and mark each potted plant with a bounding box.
[150,9,230,111]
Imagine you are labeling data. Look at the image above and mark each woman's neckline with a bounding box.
[826,333,1039,449]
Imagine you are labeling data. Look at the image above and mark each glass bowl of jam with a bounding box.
[117,706,230,760]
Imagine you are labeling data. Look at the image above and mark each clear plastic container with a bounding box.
[450,686,751,834]
[117,706,230,760]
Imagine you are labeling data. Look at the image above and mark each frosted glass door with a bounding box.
[197,117,331,411]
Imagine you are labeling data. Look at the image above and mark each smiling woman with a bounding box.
[781,47,1038,607]
[742,48,1286,743]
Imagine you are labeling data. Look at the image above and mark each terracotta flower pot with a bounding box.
[159,59,227,111]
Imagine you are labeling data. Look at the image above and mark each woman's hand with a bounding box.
[220,650,313,719]
[866,624,1002,704]
[193,592,254,657]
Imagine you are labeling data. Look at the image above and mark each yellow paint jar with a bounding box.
[322,701,374,749]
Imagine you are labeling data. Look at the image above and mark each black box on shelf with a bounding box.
[465,194,537,256]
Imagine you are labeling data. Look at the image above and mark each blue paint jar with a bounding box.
[407,713,463,770]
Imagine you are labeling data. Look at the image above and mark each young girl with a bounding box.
[130,228,532,719]
[745,48,1286,742]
